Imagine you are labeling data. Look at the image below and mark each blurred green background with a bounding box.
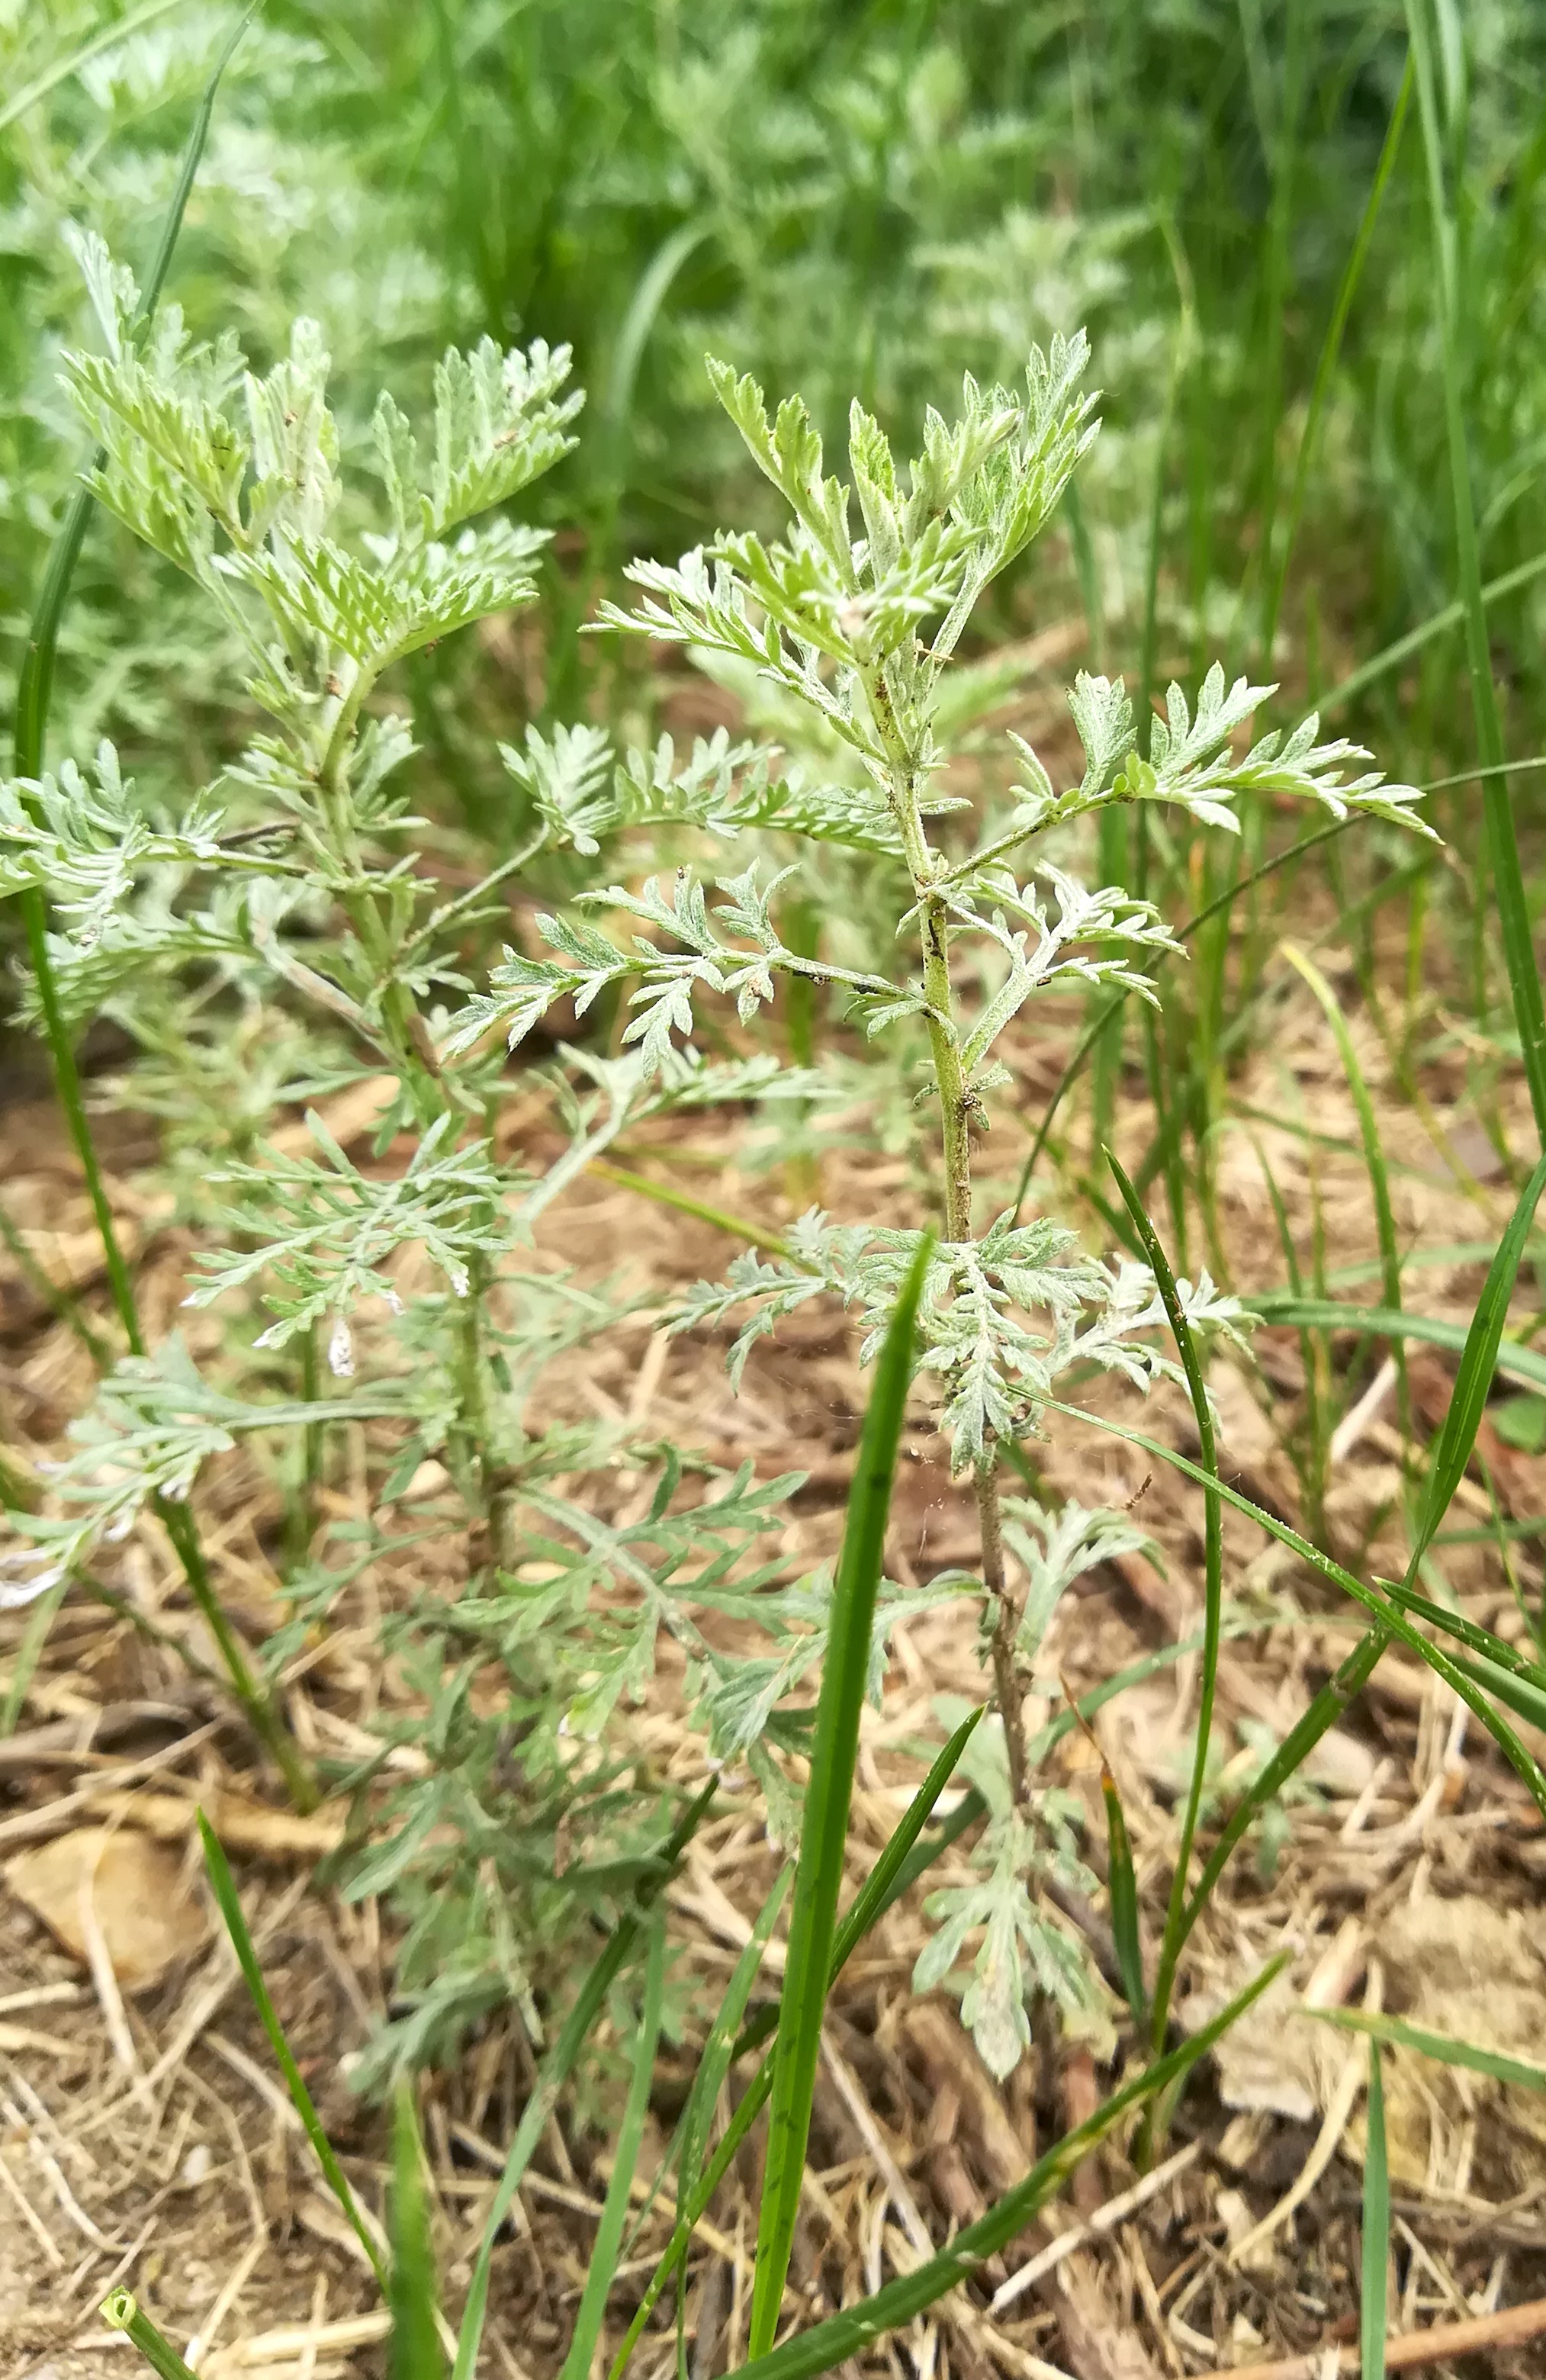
[4,2,1544,1165]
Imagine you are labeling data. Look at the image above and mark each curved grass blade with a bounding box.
[1413,1150,1546,1556]
[1362,2038,1389,2380]
[1311,2006,1546,2092]
[558,1917,667,2380]
[1181,1625,1390,1947]
[198,1813,387,2288]
[1042,1400,1546,1825]
[611,1698,982,2380]
[746,1237,930,2357]
[453,1777,716,2380]
[1318,552,1546,722]
[1441,1646,1546,1738]
[1242,1296,1546,1397]
[1380,1578,1546,1682]
[718,1956,1286,2380]
[389,2089,445,2380]
[100,2290,200,2380]
[1405,0,1546,1150]
[1105,1153,1221,2056]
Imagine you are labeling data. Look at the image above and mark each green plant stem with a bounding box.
[100,2291,200,2380]
[887,728,1030,1809]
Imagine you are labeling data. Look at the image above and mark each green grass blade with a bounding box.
[198,1813,387,2288]
[719,1956,1287,2380]
[100,2291,200,2380]
[1318,551,1546,721]
[558,1917,668,2380]
[611,1682,979,2380]
[1105,1153,1222,2057]
[1101,1762,1146,2025]
[1262,56,1413,663]
[1241,1297,1546,1397]
[2,1575,69,1735]
[1361,2040,1389,2380]
[747,1237,930,2357]
[1311,2006,1546,2092]
[389,2090,445,2380]
[1043,1399,1546,1825]
[1412,1152,1546,1558]
[682,1869,792,2215]
[453,1778,716,2380]
[1441,1646,1546,1737]
[1380,1578,1546,1681]
[1181,1626,1390,1944]
[1406,0,1546,1150]
[827,1701,982,1972]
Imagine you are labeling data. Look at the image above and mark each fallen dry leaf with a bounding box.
[5,1825,209,1992]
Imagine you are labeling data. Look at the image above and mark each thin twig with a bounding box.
[1211,2292,1546,2380]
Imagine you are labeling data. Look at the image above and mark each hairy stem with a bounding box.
[977,1458,1029,1806]
[879,712,1032,1810]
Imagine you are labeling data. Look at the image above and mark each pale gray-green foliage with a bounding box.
[456,340,1429,2072]
[0,239,866,2070]
[914,1500,1157,2076]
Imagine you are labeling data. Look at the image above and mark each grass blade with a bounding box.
[389,2090,445,2380]
[1311,2006,1546,2092]
[198,1814,387,2288]
[1043,1399,1546,1824]
[2,1576,69,1736]
[720,1956,1287,2380]
[558,1916,668,2380]
[453,1778,716,2380]
[1380,1578,1546,1680]
[682,1870,792,2216]
[1405,0,1546,1150]
[1105,1152,1221,2057]
[1181,1626,1390,1945]
[1262,56,1413,661]
[1242,1295,1546,1397]
[1362,2039,1390,2380]
[747,1237,930,2356]
[1413,1152,1546,1558]
[611,1696,982,2380]
[100,2291,200,2380]
[1101,1761,1146,2025]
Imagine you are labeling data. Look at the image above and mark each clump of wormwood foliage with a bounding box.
[0,238,1430,2079]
